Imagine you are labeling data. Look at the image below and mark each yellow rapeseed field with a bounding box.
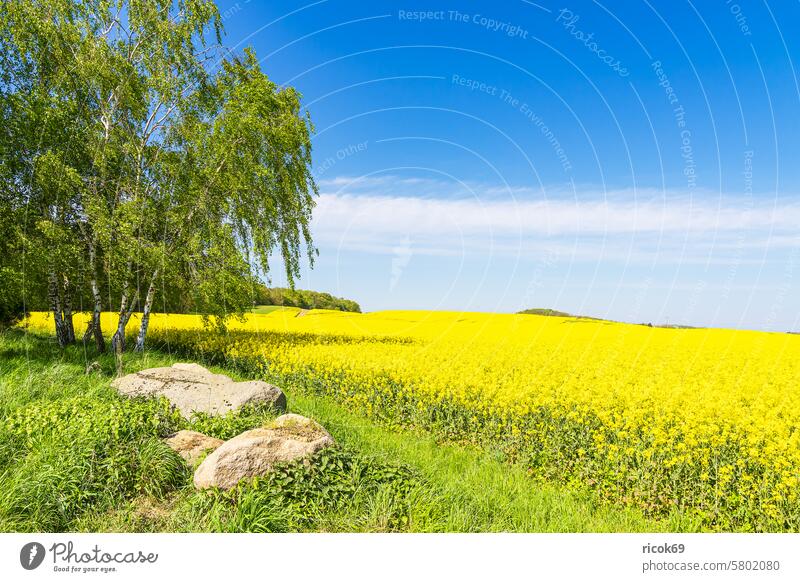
[23,309,800,530]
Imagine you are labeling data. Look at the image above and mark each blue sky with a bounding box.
[218,0,800,331]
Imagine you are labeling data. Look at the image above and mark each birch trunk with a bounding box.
[112,286,139,375]
[87,242,105,353]
[83,320,95,345]
[111,277,132,353]
[134,269,158,352]
[62,274,75,344]
[114,330,124,376]
[47,270,67,347]
[111,270,136,375]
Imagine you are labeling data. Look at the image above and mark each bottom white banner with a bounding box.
[1,533,797,582]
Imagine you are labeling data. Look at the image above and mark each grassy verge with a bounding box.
[0,330,689,532]
[250,305,289,315]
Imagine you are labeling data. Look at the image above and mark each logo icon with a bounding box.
[20,542,46,570]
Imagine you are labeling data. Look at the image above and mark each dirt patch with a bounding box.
[131,496,173,522]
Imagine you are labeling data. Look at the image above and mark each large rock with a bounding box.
[193,414,335,490]
[111,363,286,419]
[163,430,224,466]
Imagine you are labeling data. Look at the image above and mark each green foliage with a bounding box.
[186,404,280,441]
[254,448,419,520]
[0,395,186,531]
[2,396,182,448]
[186,447,427,533]
[0,266,26,326]
[136,440,190,498]
[254,286,361,313]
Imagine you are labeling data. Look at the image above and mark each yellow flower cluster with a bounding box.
[23,309,800,530]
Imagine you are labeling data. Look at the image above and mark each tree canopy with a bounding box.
[0,0,318,358]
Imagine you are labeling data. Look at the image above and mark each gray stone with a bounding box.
[193,414,335,490]
[111,363,286,419]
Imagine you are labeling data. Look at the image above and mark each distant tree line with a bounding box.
[517,308,573,317]
[255,287,360,313]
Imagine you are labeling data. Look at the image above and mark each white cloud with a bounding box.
[311,178,800,262]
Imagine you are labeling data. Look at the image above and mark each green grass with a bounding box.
[250,305,287,314]
[0,329,693,532]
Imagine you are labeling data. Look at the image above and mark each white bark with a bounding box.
[87,242,105,353]
[47,270,67,347]
[62,274,75,343]
[111,272,134,353]
[134,269,158,352]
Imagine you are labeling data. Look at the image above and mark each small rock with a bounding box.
[193,414,335,490]
[111,363,286,419]
[163,430,224,466]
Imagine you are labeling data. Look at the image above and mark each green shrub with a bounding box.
[183,447,429,532]
[136,439,190,498]
[0,396,185,531]
[186,403,281,440]
[2,395,182,444]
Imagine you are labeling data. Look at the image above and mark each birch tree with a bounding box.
[1,0,318,359]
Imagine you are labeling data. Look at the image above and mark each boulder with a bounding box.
[193,414,335,490]
[111,363,286,419]
[163,430,224,466]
